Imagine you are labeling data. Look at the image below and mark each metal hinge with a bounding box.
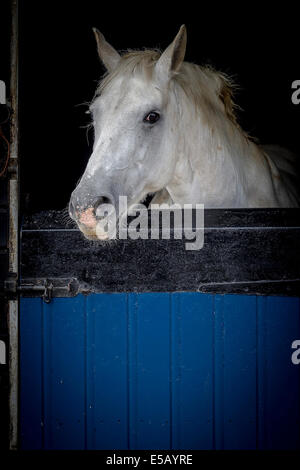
[2,274,81,302]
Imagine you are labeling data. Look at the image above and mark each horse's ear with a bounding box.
[92,28,121,73]
[155,25,187,84]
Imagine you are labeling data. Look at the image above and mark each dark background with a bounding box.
[18,1,300,212]
[0,0,299,452]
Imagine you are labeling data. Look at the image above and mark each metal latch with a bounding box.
[3,274,80,302]
[19,279,54,303]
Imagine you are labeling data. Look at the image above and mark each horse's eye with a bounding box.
[143,111,160,124]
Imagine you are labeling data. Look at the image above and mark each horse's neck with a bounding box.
[167,109,279,208]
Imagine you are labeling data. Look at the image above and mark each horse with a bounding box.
[69,25,299,240]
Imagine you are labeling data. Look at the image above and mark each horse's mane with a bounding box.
[94,49,248,139]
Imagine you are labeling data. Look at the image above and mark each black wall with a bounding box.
[19,1,300,211]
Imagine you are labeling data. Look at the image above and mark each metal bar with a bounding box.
[8,0,19,451]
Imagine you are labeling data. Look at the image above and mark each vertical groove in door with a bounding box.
[86,294,94,449]
[214,295,224,450]
[41,299,44,450]
[128,292,138,450]
[126,293,130,450]
[42,298,51,449]
[212,294,216,450]
[169,293,172,450]
[256,295,267,449]
[83,295,87,450]
[170,292,180,450]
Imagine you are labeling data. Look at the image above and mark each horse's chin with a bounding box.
[79,227,99,241]
[79,227,112,241]
[83,233,99,241]
[76,221,102,241]
[95,221,115,240]
[79,219,117,241]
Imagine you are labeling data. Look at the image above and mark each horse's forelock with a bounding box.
[94,49,161,98]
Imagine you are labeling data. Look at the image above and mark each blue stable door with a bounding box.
[20,292,300,450]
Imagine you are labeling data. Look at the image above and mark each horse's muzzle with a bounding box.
[69,193,115,240]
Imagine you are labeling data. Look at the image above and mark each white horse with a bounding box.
[69,25,299,240]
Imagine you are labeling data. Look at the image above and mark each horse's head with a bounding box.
[69,25,187,239]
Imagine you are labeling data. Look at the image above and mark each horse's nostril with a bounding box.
[78,207,97,229]
[95,196,112,207]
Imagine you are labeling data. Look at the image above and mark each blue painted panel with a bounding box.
[43,296,86,449]
[128,293,171,450]
[86,293,128,449]
[214,295,257,449]
[257,296,300,449]
[171,292,214,449]
[20,293,300,450]
[20,298,43,449]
